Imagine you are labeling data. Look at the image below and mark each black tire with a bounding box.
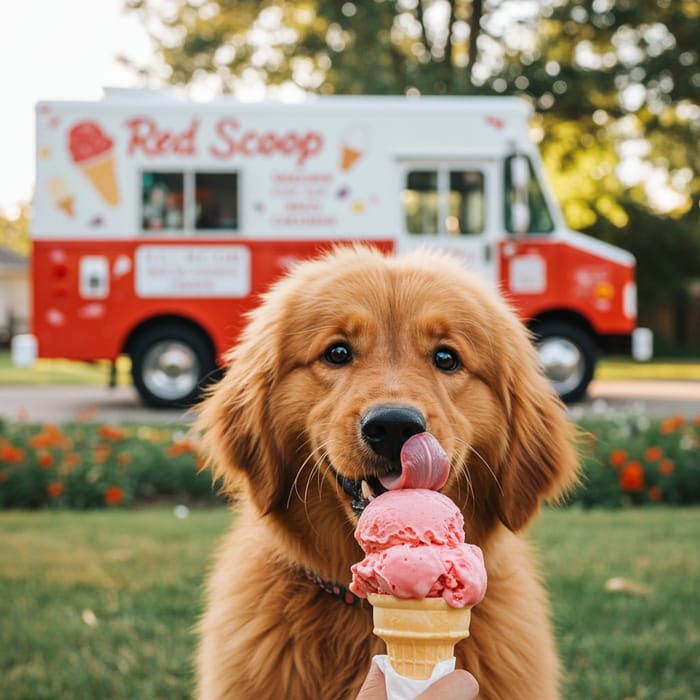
[129,323,217,408]
[533,321,597,403]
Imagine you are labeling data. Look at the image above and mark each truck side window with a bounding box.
[195,172,239,231]
[504,156,554,234]
[142,172,184,231]
[448,171,484,235]
[403,171,439,235]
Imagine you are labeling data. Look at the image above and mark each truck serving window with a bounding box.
[195,173,239,230]
[504,156,554,234]
[142,173,184,231]
[141,171,239,232]
[403,169,484,235]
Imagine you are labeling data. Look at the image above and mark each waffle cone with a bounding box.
[80,151,120,206]
[368,594,472,680]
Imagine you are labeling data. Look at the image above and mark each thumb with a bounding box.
[417,669,480,700]
[356,662,387,700]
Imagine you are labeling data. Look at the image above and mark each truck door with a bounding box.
[396,160,499,283]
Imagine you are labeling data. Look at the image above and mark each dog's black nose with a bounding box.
[360,405,426,462]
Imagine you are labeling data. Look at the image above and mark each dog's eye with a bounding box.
[323,342,353,366]
[433,348,461,372]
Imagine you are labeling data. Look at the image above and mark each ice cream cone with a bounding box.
[80,151,120,206]
[368,594,472,680]
[341,146,362,171]
[57,197,75,217]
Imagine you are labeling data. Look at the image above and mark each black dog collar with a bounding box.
[303,568,363,607]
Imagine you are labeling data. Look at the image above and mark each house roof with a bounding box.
[0,246,28,270]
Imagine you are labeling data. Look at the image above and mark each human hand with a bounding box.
[356,662,479,699]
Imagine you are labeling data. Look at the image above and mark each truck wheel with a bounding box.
[533,321,597,404]
[130,324,217,408]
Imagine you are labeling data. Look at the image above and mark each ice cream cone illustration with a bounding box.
[368,595,472,680]
[68,121,120,206]
[47,176,75,217]
[340,126,368,171]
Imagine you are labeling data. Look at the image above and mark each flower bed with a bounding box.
[0,413,698,509]
[572,413,700,508]
[0,419,222,509]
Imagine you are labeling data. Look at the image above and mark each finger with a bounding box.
[356,662,387,700]
[417,669,480,700]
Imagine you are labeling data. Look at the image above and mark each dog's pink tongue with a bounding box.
[378,432,449,491]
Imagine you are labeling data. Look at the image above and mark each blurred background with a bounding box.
[1,0,699,355]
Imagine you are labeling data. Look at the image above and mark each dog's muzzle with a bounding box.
[335,404,427,516]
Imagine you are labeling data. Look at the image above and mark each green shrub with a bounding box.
[1,413,698,510]
[571,413,700,508]
[0,419,223,509]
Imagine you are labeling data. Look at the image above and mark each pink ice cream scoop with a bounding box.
[378,432,450,491]
[350,489,487,608]
[68,121,114,163]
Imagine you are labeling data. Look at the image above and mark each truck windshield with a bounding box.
[503,156,554,234]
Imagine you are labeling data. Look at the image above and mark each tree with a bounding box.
[123,0,508,95]
[0,205,31,256]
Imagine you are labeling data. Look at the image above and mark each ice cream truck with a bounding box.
[24,90,649,407]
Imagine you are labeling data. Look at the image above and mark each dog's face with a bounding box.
[198,246,578,552]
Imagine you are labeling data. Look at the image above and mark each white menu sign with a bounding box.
[135,245,251,298]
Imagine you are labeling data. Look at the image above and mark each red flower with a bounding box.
[648,486,663,502]
[47,482,64,498]
[38,452,54,470]
[659,459,674,475]
[644,446,662,462]
[619,461,645,492]
[104,485,124,506]
[1,446,25,463]
[609,449,627,468]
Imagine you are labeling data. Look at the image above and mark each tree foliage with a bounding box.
[0,206,30,256]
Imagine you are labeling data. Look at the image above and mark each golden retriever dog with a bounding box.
[196,245,579,700]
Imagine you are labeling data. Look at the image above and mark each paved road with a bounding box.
[0,380,698,424]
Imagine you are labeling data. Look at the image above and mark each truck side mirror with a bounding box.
[510,155,530,190]
[510,155,530,234]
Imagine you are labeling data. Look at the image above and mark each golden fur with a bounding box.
[195,246,580,700]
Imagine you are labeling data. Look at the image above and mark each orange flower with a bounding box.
[117,452,132,466]
[29,424,72,450]
[648,486,663,502]
[0,470,6,483]
[93,445,111,464]
[1,446,25,463]
[660,414,685,435]
[693,413,700,427]
[609,449,627,468]
[644,446,663,462]
[619,461,645,492]
[99,425,126,441]
[38,452,54,469]
[47,481,64,498]
[167,439,199,458]
[104,485,124,506]
[62,452,82,468]
[659,459,675,475]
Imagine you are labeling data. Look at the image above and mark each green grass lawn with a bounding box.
[1,351,699,385]
[0,507,698,699]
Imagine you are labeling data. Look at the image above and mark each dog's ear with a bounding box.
[196,305,287,516]
[494,335,580,532]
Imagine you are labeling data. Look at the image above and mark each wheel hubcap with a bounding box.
[537,337,584,396]
[142,341,200,401]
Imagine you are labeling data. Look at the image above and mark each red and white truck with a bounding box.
[22,90,649,407]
